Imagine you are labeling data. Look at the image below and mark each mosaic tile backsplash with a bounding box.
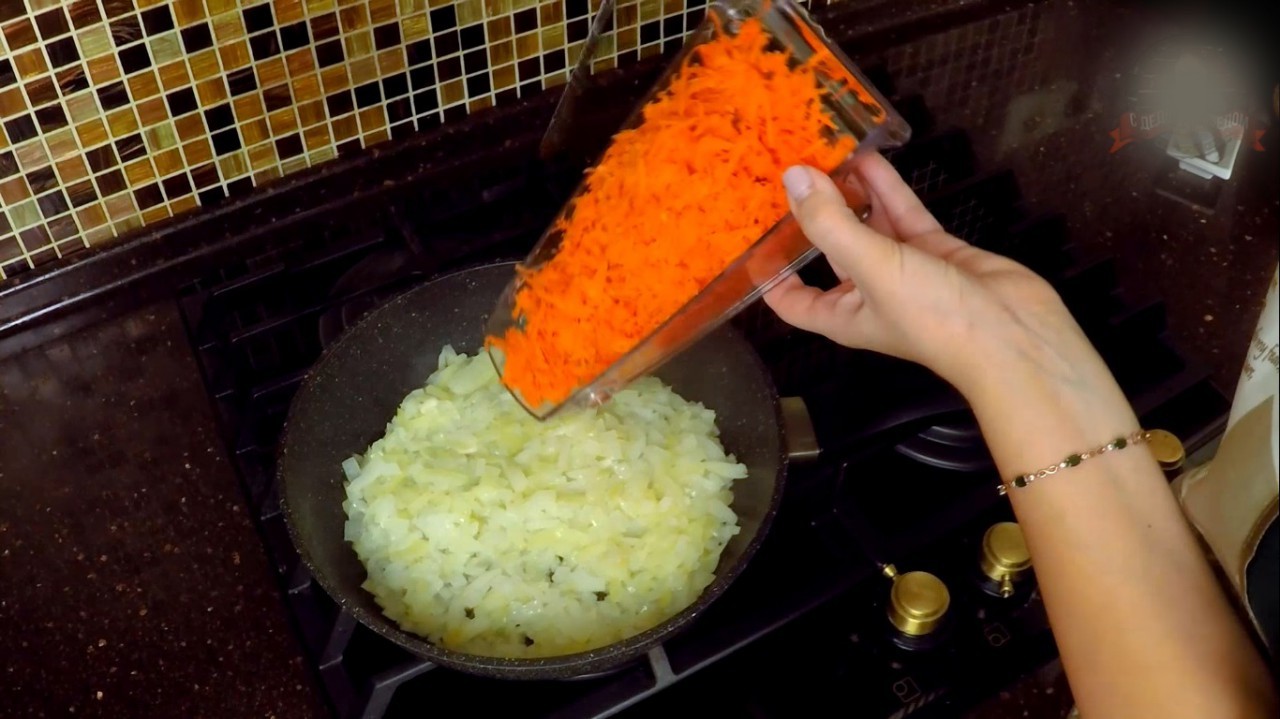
[0,0,739,282]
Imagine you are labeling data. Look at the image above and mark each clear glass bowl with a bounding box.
[487,0,911,419]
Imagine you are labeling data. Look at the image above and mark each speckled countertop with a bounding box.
[0,1,1276,717]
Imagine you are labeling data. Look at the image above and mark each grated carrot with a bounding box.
[490,16,856,409]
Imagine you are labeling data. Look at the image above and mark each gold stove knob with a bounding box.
[884,565,950,637]
[981,522,1032,598]
[1146,429,1185,472]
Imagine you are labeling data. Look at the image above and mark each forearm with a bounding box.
[961,331,1277,718]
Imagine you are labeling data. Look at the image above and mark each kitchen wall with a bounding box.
[4,0,831,282]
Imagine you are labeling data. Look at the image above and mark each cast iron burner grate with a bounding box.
[179,82,1229,719]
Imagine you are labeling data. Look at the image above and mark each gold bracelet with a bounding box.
[998,430,1151,496]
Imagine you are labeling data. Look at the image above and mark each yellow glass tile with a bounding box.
[616,26,636,51]
[170,194,198,215]
[0,88,25,119]
[107,108,141,137]
[77,205,108,230]
[344,30,373,59]
[0,132,6,151]
[639,42,660,59]
[488,39,514,66]
[662,0,680,15]
[541,25,564,51]
[493,63,515,90]
[87,55,121,84]
[248,143,276,171]
[399,0,428,14]
[127,70,162,100]
[77,26,113,59]
[363,127,389,146]
[65,92,98,123]
[137,0,168,8]
[135,98,167,128]
[457,0,484,25]
[124,159,156,185]
[440,78,464,106]
[285,49,316,77]
[566,41,582,66]
[267,108,298,135]
[515,32,539,59]
[190,49,222,81]
[241,117,270,145]
[401,14,429,41]
[303,124,330,150]
[280,155,309,175]
[484,0,513,19]
[468,95,493,112]
[616,2,637,27]
[273,0,306,24]
[542,69,568,88]
[219,41,251,71]
[512,0,537,10]
[212,12,246,42]
[291,73,321,100]
[377,48,405,74]
[175,115,205,142]
[233,94,265,120]
[56,156,90,184]
[305,0,337,13]
[47,129,78,162]
[150,33,184,64]
[74,119,109,148]
[320,66,350,93]
[369,0,398,23]
[428,0,452,8]
[182,138,213,165]
[141,206,171,224]
[218,151,248,179]
[341,57,372,85]
[487,16,512,41]
[197,78,229,105]
[308,146,336,164]
[591,55,615,73]
[9,199,41,229]
[638,0,660,22]
[15,50,50,81]
[15,142,49,171]
[144,123,178,152]
[253,166,282,184]
[258,57,288,88]
[113,215,143,235]
[173,0,207,26]
[153,148,184,176]
[332,114,358,140]
[596,32,614,55]
[158,61,191,91]
[538,1,562,25]
[297,99,326,127]
[339,4,369,31]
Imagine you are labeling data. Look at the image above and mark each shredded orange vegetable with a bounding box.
[491,17,856,408]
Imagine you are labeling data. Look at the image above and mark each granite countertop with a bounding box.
[0,1,1275,717]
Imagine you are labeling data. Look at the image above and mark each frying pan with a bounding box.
[278,261,797,679]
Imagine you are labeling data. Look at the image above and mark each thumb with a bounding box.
[782,165,900,289]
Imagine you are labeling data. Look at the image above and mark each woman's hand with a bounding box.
[765,152,1107,402]
[767,153,1278,719]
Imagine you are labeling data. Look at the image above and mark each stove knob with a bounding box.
[980,522,1032,598]
[883,565,951,637]
[1146,429,1186,472]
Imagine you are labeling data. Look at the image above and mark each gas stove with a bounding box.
[178,75,1229,719]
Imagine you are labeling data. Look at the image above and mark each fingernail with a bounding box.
[782,166,814,201]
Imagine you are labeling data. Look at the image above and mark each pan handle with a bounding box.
[781,396,821,463]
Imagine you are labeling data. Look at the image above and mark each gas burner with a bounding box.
[317,247,428,349]
[894,414,993,472]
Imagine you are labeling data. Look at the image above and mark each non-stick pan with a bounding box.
[279,261,793,679]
